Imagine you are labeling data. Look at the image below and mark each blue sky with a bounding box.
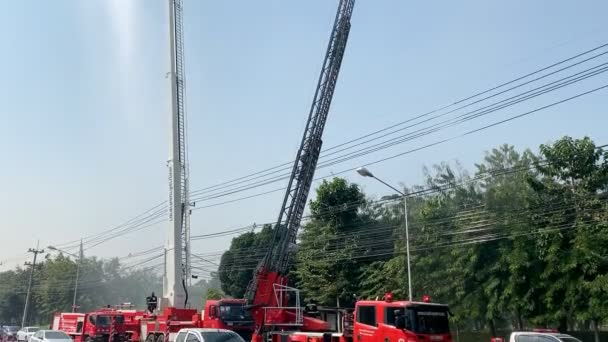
[0,0,607,273]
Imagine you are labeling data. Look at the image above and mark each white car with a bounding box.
[175,329,245,342]
[28,331,71,342]
[16,328,38,342]
[509,332,582,342]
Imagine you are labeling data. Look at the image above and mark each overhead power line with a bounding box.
[12,42,605,259]
[190,82,608,210]
[189,42,608,197]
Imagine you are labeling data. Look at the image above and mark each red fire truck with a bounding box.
[350,294,452,342]
[201,299,254,341]
[51,309,127,342]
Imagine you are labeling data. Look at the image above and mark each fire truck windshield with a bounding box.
[219,304,253,322]
[409,308,449,334]
[385,306,450,334]
[95,315,124,327]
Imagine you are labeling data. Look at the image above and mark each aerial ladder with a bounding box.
[244,1,355,341]
[164,0,191,309]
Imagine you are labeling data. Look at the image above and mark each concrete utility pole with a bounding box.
[22,241,44,327]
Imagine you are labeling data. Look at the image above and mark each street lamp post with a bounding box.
[47,240,82,312]
[356,167,412,301]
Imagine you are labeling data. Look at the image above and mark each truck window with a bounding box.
[219,304,253,322]
[407,308,449,334]
[175,332,187,342]
[96,316,111,327]
[357,306,376,327]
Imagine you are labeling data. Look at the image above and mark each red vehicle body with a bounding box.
[51,309,128,342]
[115,310,147,342]
[352,297,452,342]
[139,307,200,342]
[201,299,254,341]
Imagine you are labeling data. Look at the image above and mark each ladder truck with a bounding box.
[237,1,454,342]
[139,0,200,341]
[242,1,356,342]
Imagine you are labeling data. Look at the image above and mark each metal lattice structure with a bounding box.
[164,0,190,308]
[245,0,355,303]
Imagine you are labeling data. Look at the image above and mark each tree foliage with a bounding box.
[0,255,163,325]
[218,224,276,298]
[215,136,608,333]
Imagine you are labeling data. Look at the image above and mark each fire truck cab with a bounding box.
[353,295,452,342]
[202,299,254,342]
[52,310,127,342]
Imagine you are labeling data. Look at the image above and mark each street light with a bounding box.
[47,241,82,312]
[356,167,412,301]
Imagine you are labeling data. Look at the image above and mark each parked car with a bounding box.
[509,332,583,342]
[16,328,39,342]
[175,329,245,342]
[2,326,20,342]
[28,330,71,342]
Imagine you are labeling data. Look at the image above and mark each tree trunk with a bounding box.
[592,319,600,342]
[516,310,524,330]
[557,317,568,333]
[489,319,497,337]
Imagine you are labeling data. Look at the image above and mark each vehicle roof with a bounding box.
[180,328,237,333]
[511,332,575,338]
[356,300,449,308]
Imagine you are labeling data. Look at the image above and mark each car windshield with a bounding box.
[95,316,111,327]
[559,338,582,342]
[200,332,244,342]
[219,304,252,322]
[408,308,450,334]
[44,332,69,340]
[6,327,19,332]
[28,328,40,333]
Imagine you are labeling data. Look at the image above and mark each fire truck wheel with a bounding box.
[145,335,155,342]
[155,335,165,342]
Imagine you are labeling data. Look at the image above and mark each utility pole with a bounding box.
[22,241,44,327]
[72,239,83,312]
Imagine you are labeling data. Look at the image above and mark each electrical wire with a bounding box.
[189,42,608,197]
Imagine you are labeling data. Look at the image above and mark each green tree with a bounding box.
[206,288,223,300]
[218,224,276,297]
[295,178,371,307]
[528,137,608,337]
